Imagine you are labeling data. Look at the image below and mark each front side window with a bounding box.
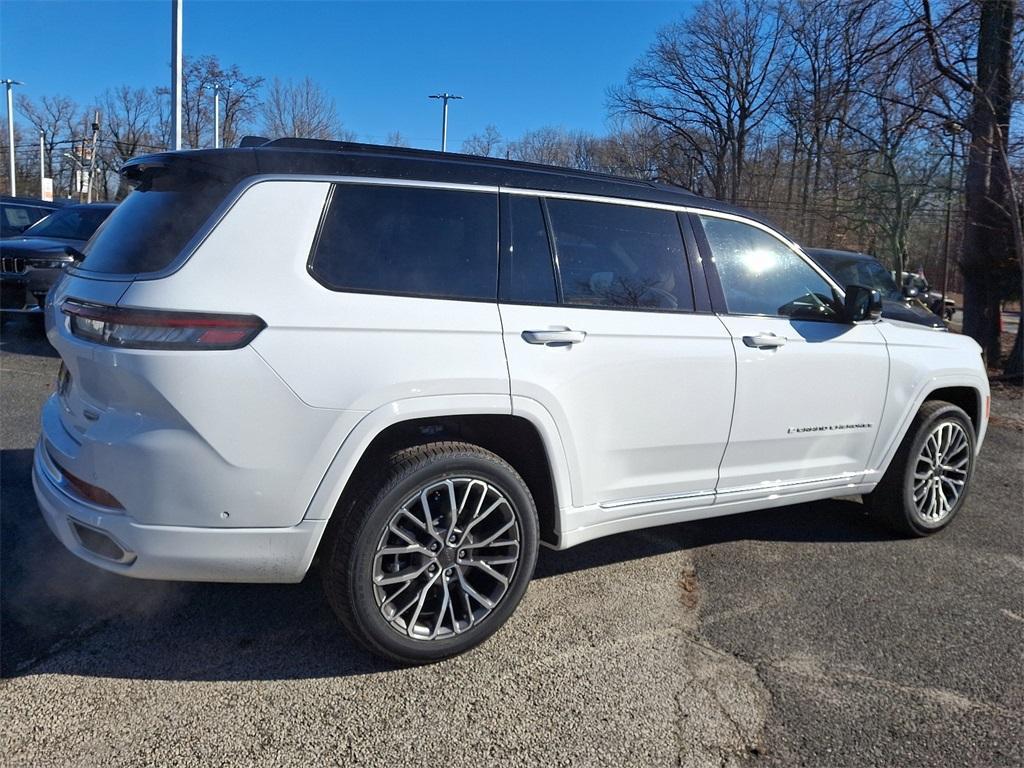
[546,198,694,311]
[700,216,840,320]
[310,184,498,301]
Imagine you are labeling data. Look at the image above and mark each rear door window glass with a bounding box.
[500,195,557,304]
[309,183,498,301]
[546,198,694,311]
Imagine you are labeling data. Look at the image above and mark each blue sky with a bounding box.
[1,1,694,149]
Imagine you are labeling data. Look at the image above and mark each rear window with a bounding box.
[23,206,111,241]
[309,183,498,300]
[78,173,232,275]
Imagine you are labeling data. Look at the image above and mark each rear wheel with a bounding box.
[320,441,539,664]
[864,401,976,536]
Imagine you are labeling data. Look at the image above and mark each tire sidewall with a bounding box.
[346,450,539,663]
[900,406,976,535]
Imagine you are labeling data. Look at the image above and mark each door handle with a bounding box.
[742,332,787,349]
[522,329,587,346]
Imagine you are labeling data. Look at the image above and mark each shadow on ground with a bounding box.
[0,315,57,358]
[2,441,891,683]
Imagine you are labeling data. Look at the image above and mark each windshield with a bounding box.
[22,206,112,241]
[815,254,902,301]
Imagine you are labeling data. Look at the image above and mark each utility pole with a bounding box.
[2,79,23,196]
[171,0,183,150]
[940,119,964,316]
[38,130,44,196]
[87,111,100,203]
[213,82,220,148]
[428,92,462,152]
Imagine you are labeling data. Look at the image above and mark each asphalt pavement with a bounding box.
[2,314,1021,767]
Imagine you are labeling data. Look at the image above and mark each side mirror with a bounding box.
[844,284,883,323]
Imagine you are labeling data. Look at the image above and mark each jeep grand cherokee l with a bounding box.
[34,139,989,663]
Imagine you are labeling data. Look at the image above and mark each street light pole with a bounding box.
[2,79,24,196]
[39,130,44,196]
[940,120,964,316]
[86,111,100,203]
[429,92,462,152]
[171,0,183,150]
[213,83,220,149]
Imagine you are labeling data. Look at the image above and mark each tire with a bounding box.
[320,441,539,664]
[863,401,976,537]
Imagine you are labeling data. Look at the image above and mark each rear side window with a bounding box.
[78,174,231,274]
[310,184,498,301]
[546,199,694,311]
[500,195,557,304]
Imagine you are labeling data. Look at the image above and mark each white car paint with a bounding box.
[34,176,990,582]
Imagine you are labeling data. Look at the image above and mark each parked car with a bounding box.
[1,203,115,313]
[901,270,956,320]
[0,195,68,238]
[34,140,989,664]
[804,248,945,328]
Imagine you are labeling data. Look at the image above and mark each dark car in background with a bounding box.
[0,196,69,238]
[804,248,945,329]
[1,202,116,314]
[900,271,956,320]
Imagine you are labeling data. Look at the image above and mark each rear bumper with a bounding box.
[32,439,327,583]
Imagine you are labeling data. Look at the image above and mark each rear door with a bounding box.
[693,213,889,501]
[498,192,735,529]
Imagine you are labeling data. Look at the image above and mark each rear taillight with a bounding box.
[61,299,265,350]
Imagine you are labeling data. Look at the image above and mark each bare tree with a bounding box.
[260,77,350,141]
[97,86,159,197]
[462,125,503,157]
[385,131,407,147]
[156,55,263,149]
[17,94,78,186]
[612,0,787,203]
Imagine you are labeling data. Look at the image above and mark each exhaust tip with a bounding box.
[69,520,136,565]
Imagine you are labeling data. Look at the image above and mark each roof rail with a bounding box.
[249,136,680,191]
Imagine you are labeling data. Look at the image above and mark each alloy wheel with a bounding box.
[371,477,521,641]
[912,420,970,524]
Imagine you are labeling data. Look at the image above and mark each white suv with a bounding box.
[34,139,989,663]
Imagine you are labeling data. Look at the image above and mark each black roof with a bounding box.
[121,137,773,227]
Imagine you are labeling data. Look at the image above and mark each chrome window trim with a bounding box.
[503,186,844,297]
[67,172,842,298]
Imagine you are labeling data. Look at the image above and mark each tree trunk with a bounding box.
[960,0,1015,366]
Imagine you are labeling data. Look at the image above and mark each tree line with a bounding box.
[461,0,1022,374]
[1,55,350,201]
[1,0,1020,372]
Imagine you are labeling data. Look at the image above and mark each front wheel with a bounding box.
[864,401,976,536]
[320,441,539,664]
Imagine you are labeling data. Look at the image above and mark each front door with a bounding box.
[693,213,889,500]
